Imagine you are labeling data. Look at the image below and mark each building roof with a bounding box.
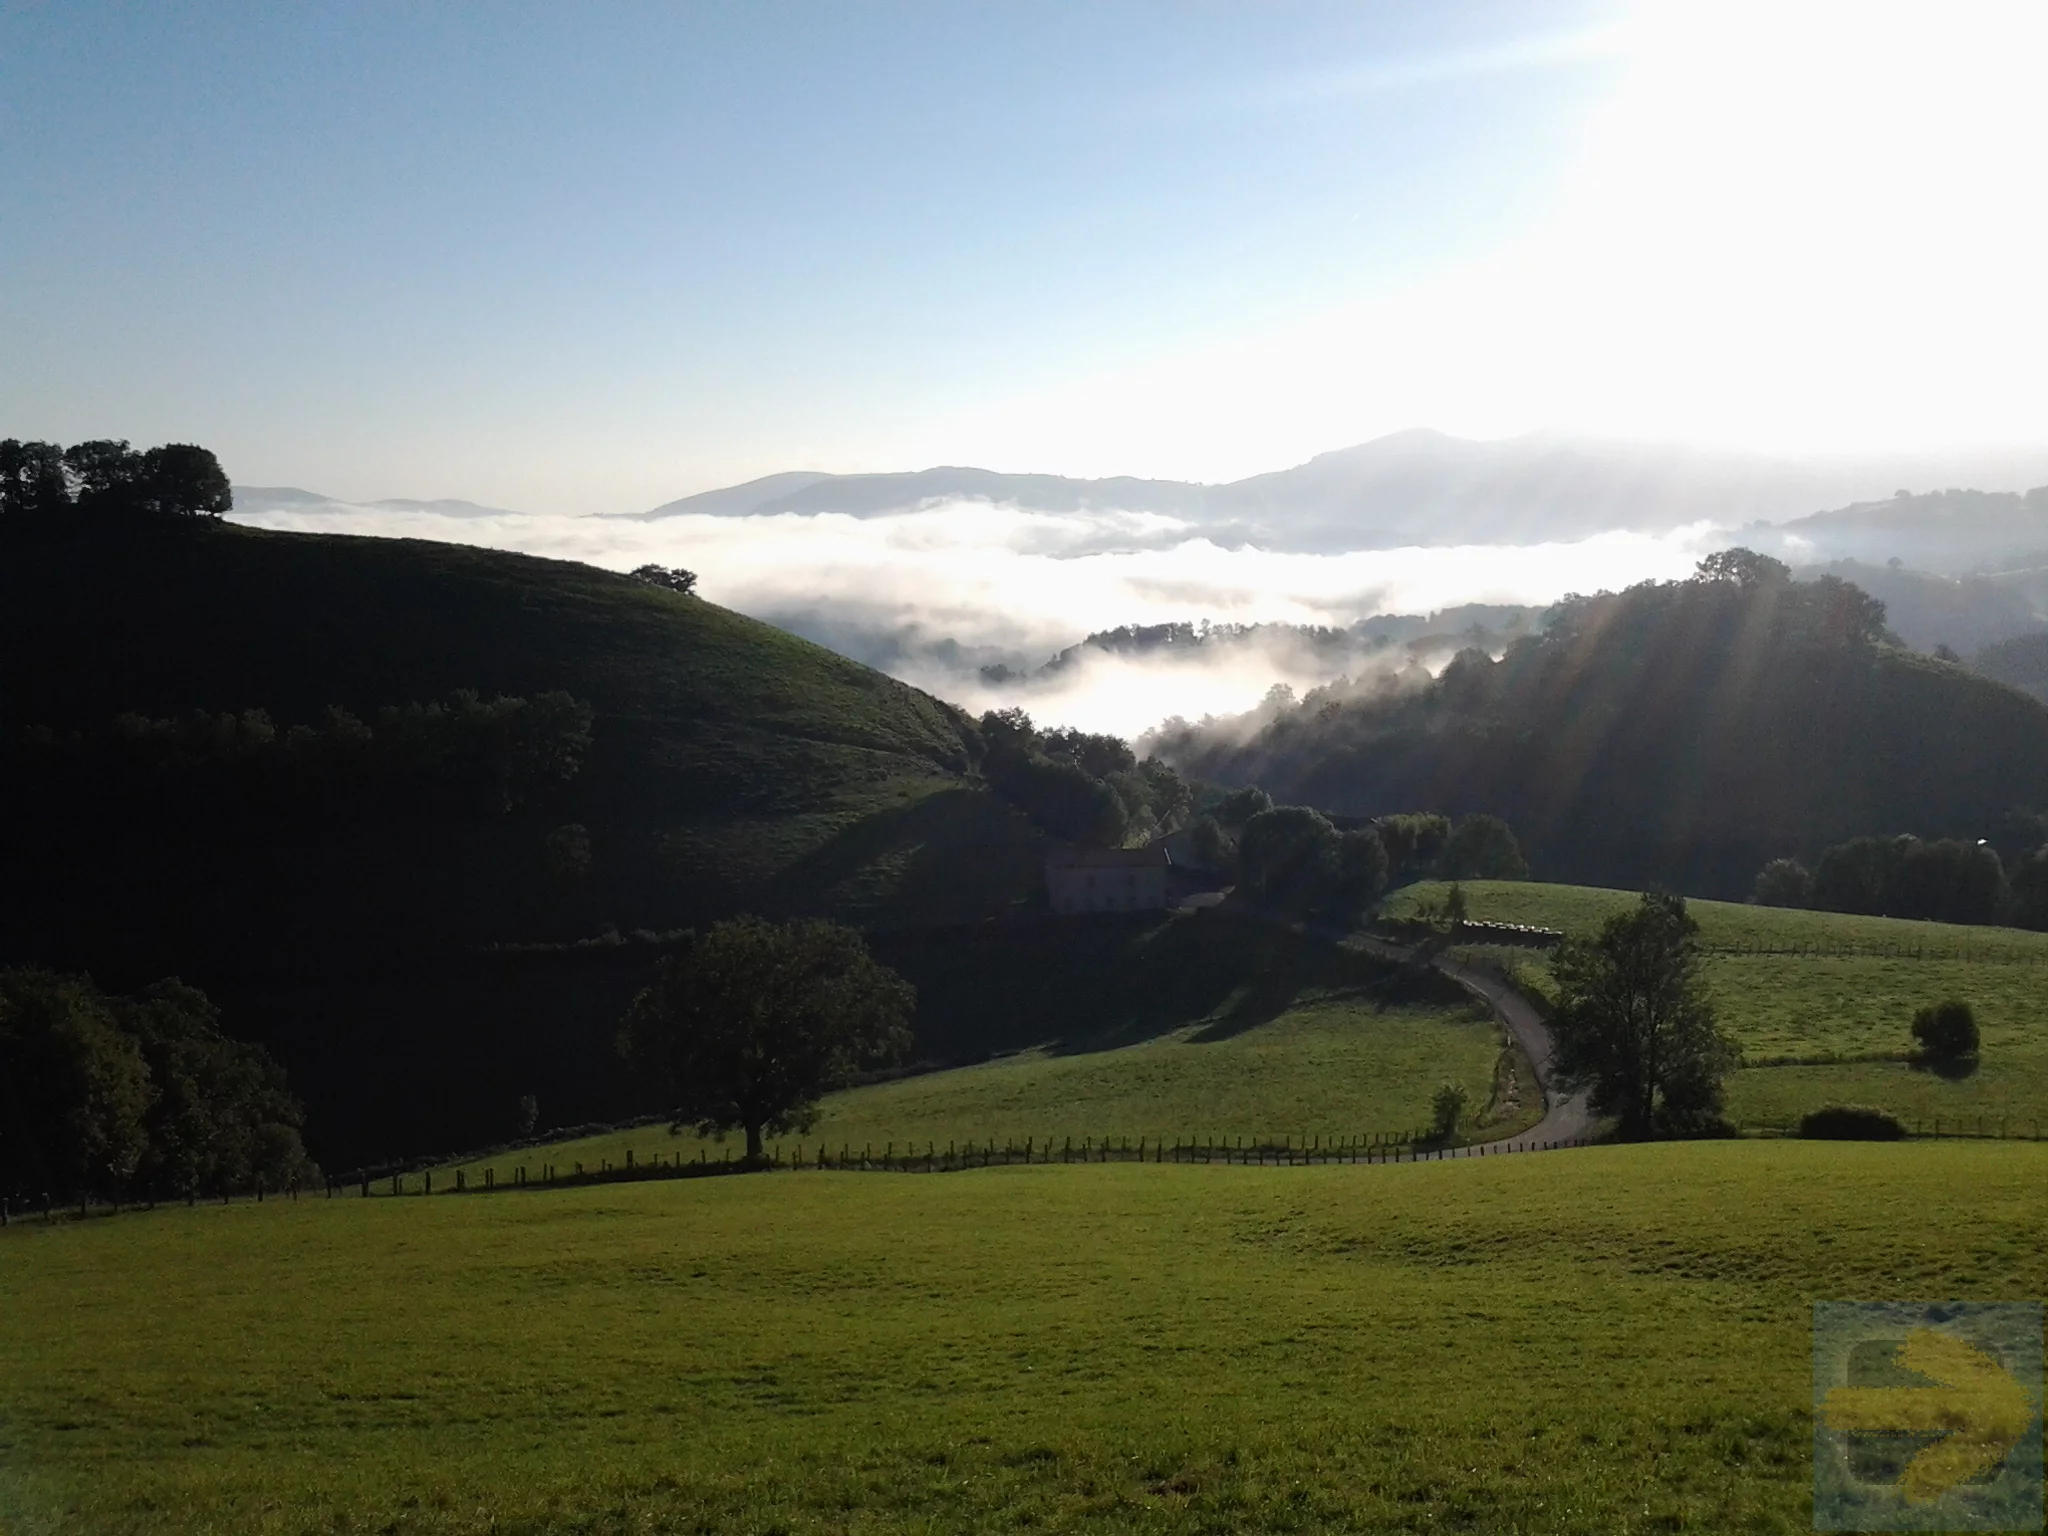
[1046,846,1171,869]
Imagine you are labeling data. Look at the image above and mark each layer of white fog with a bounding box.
[229,496,1721,737]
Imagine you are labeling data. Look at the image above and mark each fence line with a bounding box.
[347,1129,1619,1196]
[1743,1117,2047,1141]
[1703,940,2047,964]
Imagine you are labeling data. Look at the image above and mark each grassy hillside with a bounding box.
[1394,880,2048,1131]
[446,913,1541,1175]
[0,521,1046,1162]
[1977,631,2048,703]
[5,1142,2045,1532]
[1159,567,2048,896]
[447,995,1528,1178]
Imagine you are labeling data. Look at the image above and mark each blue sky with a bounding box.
[4,2,2043,512]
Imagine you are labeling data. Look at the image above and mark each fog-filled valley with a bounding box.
[232,430,2048,737]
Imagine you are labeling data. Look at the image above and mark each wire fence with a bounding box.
[1703,939,2048,963]
[1741,1117,2048,1140]
[357,1128,1614,1196]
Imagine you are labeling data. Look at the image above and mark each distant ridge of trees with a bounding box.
[0,437,231,521]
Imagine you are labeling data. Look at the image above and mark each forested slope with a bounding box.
[1158,558,2048,897]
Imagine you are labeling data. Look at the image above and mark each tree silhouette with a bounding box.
[1549,892,1734,1138]
[620,917,913,1162]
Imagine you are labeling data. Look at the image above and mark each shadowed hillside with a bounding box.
[0,520,1044,1161]
[1156,558,2048,897]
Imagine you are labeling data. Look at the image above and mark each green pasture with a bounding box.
[6,1141,2047,1533]
[1415,881,2048,1132]
[1391,879,2048,960]
[447,987,1536,1181]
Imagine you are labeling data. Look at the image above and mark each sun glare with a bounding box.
[930,0,2048,479]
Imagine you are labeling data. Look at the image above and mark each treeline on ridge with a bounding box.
[0,437,232,521]
[11,690,594,821]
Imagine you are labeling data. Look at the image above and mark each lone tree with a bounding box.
[620,917,914,1162]
[1549,892,1735,1138]
[629,563,697,595]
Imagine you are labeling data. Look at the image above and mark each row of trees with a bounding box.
[1188,793,1529,918]
[977,709,1192,848]
[0,438,231,521]
[0,969,314,1203]
[14,691,594,820]
[1752,833,2044,928]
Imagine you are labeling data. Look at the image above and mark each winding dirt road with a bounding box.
[1430,952,1594,1154]
[1344,929,1594,1155]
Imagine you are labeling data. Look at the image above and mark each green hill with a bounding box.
[1394,879,2048,1133]
[443,912,1539,1178]
[1976,631,2048,703]
[0,521,1044,1162]
[1157,561,2048,896]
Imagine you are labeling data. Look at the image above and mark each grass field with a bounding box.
[446,946,1539,1180]
[5,1141,2046,1533]
[1398,881,2048,1132]
[1389,880,2048,961]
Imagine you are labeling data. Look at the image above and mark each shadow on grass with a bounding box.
[875,909,1470,1066]
[759,786,1045,925]
[1912,1053,1981,1082]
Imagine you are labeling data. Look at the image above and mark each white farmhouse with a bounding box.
[1045,846,1171,914]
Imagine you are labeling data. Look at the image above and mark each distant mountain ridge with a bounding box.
[233,485,528,519]
[1764,487,2048,575]
[625,430,2048,552]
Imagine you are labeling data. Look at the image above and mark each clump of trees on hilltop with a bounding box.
[1184,798,1528,918]
[0,438,231,521]
[976,708,1192,847]
[0,969,314,1206]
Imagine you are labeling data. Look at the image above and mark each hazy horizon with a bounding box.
[9,2,2047,513]
[226,420,2048,738]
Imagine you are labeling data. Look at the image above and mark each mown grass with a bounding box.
[1400,881,2048,1132]
[5,1141,2045,1533]
[448,988,1531,1181]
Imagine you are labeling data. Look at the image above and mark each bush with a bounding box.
[1751,858,1812,908]
[1910,999,1979,1062]
[1431,1080,1469,1141]
[1799,1105,1907,1141]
